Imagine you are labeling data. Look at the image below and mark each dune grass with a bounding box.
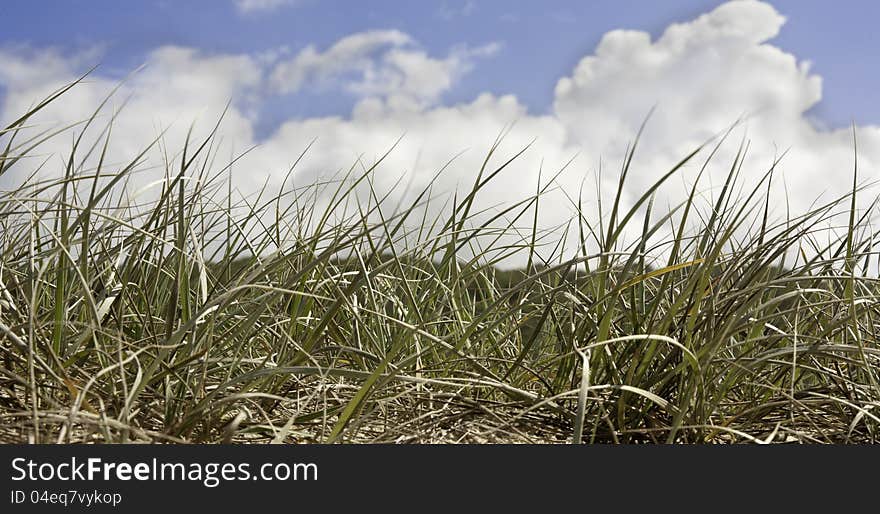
[1,80,879,444]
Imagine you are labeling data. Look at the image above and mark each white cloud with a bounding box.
[550,0,875,220]
[3,1,880,264]
[0,45,262,190]
[346,43,501,108]
[270,30,500,108]
[270,30,413,94]
[234,0,299,14]
[437,1,476,21]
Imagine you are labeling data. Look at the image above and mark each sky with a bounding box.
[2,0,880,260]
[2,1,879,129]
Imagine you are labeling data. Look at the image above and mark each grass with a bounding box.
[1,79,879,444]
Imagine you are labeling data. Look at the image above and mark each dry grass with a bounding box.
[1,78,879,444]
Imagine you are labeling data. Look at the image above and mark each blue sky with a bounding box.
[2,0,880,244]
[1,0,877,129]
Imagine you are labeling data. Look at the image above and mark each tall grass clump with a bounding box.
[1,80,879,444]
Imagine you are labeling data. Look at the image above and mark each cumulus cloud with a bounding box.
[0,45,262,190]
[270,30,413,94]
[270,30,500,108]
[551,0,878,220]
[2,0,879,263]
